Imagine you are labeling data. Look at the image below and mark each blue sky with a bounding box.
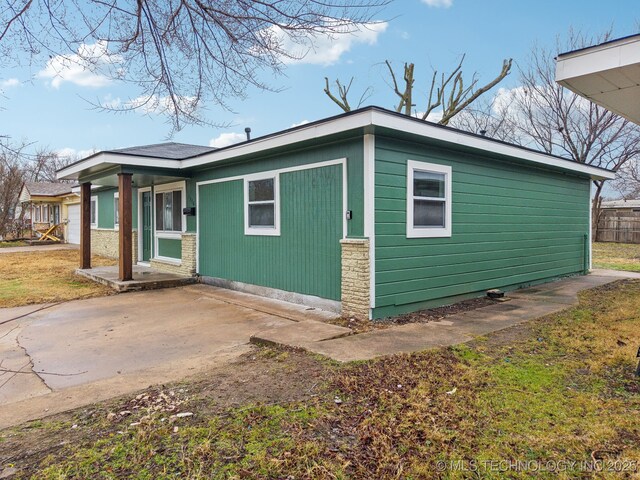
[1,0,638,160]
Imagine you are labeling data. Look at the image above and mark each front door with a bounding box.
[142,191,152,262]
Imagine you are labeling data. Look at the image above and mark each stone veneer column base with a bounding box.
[149,233,196,276]
[340,238,371,320]
[90,229,137,264]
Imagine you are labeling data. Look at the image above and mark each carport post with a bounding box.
[80,182,92,269]
[118,173,133,281]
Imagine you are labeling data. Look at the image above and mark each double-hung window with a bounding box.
[155,190,183,232]
[406,160,452,238]
[245,175,280,235]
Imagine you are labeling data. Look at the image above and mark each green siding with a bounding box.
[96,189,116,229]
[194,138,363,237]
[198,164,343,301]
[95,187,138,229]
[157,238,181,259]
[373,136,590,318]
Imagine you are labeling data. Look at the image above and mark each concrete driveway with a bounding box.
[0,284,336,428]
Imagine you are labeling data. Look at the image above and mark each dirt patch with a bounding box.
[329,296,495,333]
[0,348,331,477]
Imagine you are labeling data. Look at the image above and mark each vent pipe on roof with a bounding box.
[479,129,487,136]
[245,127,251,141]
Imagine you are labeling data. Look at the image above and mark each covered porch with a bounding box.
[59,158,195,282]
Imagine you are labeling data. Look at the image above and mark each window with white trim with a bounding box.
[245,175,280,235]
[406,160,452,238]
[155,189,183,232]
[114,192,119,227]
[90,196,98,227]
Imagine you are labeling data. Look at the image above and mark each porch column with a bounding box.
[118,173,133,281]
[80,182,92,269]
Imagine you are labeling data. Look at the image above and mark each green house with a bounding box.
[58,107,614,319]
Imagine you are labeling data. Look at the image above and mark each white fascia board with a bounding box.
[57,152,183,180]
[556,35,640,81]
[58,109,614,182]
[182,111,373,169]
[369,110,615,180]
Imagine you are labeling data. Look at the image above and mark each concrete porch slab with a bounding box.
[250,321,352,349]
[76,265,196,292]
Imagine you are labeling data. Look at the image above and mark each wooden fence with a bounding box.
[596,211,640,244]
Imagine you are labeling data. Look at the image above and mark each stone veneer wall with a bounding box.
[150,233,196,276]
[340,238,371,320]
[90,229,138,264]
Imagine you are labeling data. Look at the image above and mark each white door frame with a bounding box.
[137,187,152,265]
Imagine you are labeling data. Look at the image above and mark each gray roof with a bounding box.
[24,182,74,197]
[601,199,640,209]
[107,142,217,160]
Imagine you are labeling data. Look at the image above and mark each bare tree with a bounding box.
[0,141,72,238]
[448,96,519,142]
[324,55,512,125]
[489,31,640,234]
[0,142,28,238]
[1,0,388,132]
[611,159,640,200]
[323,77,372,112]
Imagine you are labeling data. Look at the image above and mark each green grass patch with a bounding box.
[0,240,27,248]
[7,281,640,479]
[593,242,640,272]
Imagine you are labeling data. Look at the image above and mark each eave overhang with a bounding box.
[58,107,615,183]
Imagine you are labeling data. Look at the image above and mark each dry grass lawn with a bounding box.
[593,242,640,272]
[3,280,639,479]
[0,250,117,308]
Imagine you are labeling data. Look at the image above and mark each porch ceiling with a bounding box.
[73,163,189,188]
[556,34,640,125]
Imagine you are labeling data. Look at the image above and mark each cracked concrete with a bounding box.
[0,284,337,428]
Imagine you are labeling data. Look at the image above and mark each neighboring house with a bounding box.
[18,182,80,243]
[596,199,640,244]
[57,106,614,319]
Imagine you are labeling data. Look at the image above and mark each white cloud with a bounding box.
[1,78,20,89]
[421,0,453,7]
[290,120,310,128]
[414,111,443,123]
[57,147,98,161]
[38,41,122,89]
[209,132,246,148]
[265,21,388,66]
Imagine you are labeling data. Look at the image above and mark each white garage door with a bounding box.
[67,204,80,244]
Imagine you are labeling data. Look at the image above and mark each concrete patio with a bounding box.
[76,265,196,292]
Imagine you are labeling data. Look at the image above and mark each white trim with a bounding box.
[90,195,98,227]
[57,109,615,183]
[137,186,152,264]
[196,158,348,273]
[152,180,186,262]
[113,191,119,229]
[58,152,182,180]
[406,160,452,238]
[589,183,593,271]
[363,134,376,315]
[154,255,182,266]
[244,173,281,236]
